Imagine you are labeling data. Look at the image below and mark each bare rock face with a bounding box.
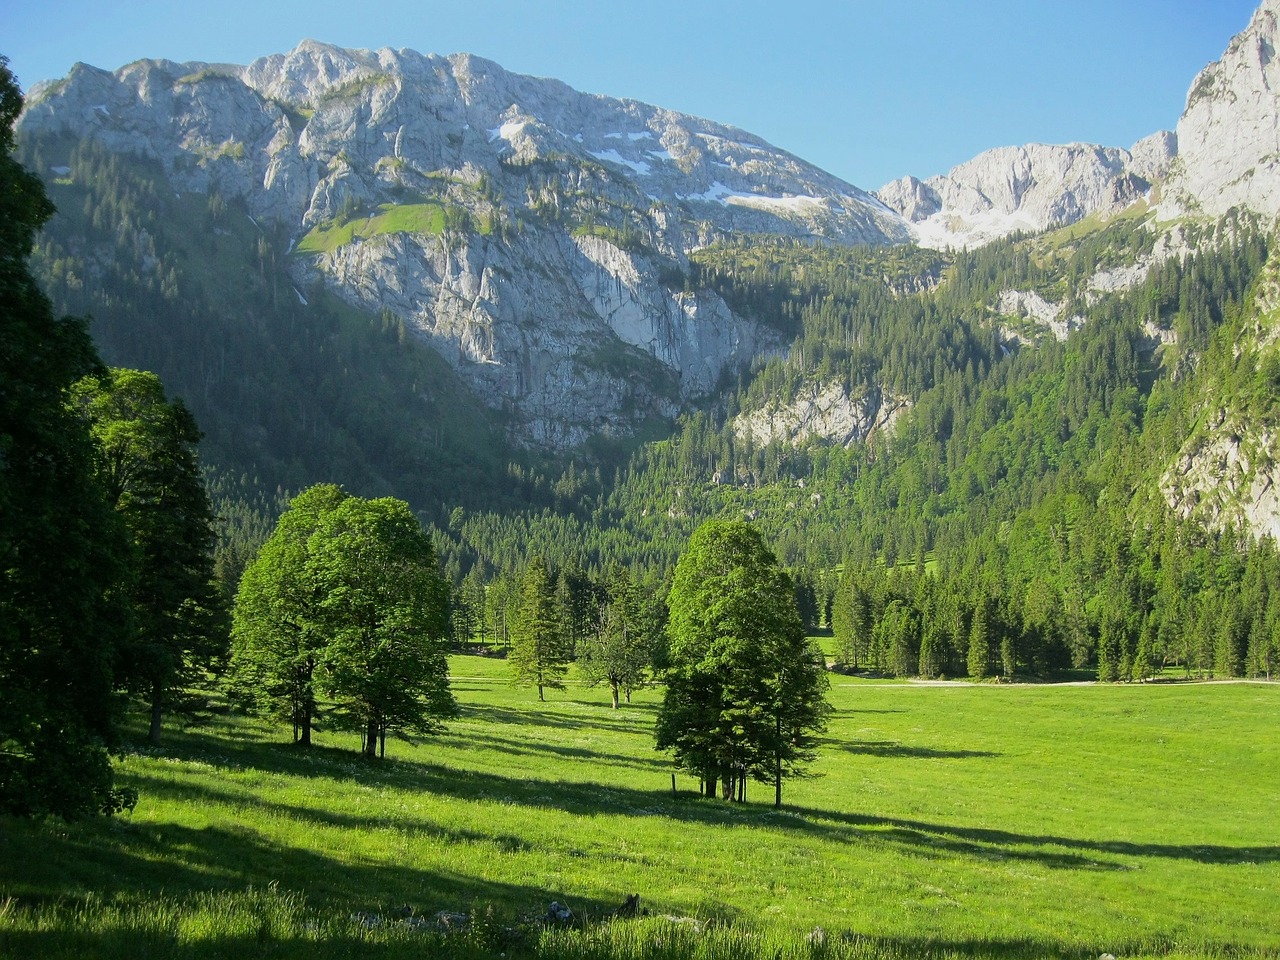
[877,140,1171,250]
[19,41,911,449]
[733,381,908,449]
[1161,249,1280,542]
[1161,0,1280,221]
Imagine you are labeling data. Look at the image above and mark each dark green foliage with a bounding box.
[509,557,571,701]
[228,484,349,746]
[0,60,134,818]
[229,485,456,756]
[72,368,227,744]
[577,566,661,708]
[310,495,457,757]
[657,519,829,806]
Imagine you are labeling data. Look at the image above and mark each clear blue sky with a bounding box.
[1,0,1263,188]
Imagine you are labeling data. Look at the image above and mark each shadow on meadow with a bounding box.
[448,729,671,774]
[786,805,1280,869]
[820,738,1001,760]
[460,703,656,737]
[84,723,1280,877]
[1,798,622,919]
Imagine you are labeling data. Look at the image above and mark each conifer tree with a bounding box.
[967,598,991,680]
[510,557,569,701]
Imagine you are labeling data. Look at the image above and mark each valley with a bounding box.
[5,3,1280,958]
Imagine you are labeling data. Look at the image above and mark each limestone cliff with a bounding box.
[1161,0,1280,222]
[877,138,1174,250]
[19,41,908,448]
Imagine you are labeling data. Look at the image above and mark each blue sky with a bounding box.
[1,0,1263,188]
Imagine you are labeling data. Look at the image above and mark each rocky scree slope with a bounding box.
[18,41,910,448]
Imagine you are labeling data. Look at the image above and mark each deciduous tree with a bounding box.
[656,519,829,807]
[228,484,347,746]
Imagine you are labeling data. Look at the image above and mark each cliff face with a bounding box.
[877,136,1176,250]
[20,41,911,447]
[1161,250,1280,543]
[1161,0,1280,222]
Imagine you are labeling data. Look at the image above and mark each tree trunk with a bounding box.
[148,684,164,745]
[704,775,718,798]
[299,699,312,747]
[363,717,378,758]
[610,680,620,710]
[537,683,545,702]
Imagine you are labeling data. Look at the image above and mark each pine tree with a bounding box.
[967,598,990,680]
[510,557,569,701]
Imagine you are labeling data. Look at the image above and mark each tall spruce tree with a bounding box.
[72,368,226,744]
[510,557,569,701]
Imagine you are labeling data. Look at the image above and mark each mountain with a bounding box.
[875,2,1280,250]
[1160,0,1280,221]
[18,41,908,448]
[876,135,1176,250]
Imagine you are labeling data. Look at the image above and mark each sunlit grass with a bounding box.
[295,203,448,253]
[1,658,1276,959]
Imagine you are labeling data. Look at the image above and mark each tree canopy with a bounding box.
[0,58,136,818]
[230,485,456,757]
[656,519,829,806]
[72,367,226,744]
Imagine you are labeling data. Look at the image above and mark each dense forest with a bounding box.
[17,128,1280,686]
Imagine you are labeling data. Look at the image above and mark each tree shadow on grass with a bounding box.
[445,730,671,774]
[819,738,1001,759]
[1,807,621,922]
[459,704,654,736]
[786,804,1280,868]
[116,725,1280,874]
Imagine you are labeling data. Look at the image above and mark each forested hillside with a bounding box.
[18,124,1280,684]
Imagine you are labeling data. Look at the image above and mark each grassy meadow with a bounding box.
[1,658,1277,959]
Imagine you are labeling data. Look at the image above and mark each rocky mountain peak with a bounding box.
[876,140,1168,250]
[23,41,913,449]
[1159,0,1280,221]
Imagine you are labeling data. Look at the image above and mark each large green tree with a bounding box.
[310,495,456,757]
[0,59,135,818]
[72,367,226,744]
[228,484,348,746]
[656,519,829,806]
[230,485,455,756]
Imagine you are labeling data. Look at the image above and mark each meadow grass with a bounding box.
[1,660,1276,959]
[295,203,448,253]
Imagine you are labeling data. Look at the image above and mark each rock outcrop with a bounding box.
[1161,249,1280,541]
[733,381,908,449]
[877,139,1174,250]
[1161,0,1280,222]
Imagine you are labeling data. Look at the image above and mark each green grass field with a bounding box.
[2,660,1276,959]
[295,203,449,254]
